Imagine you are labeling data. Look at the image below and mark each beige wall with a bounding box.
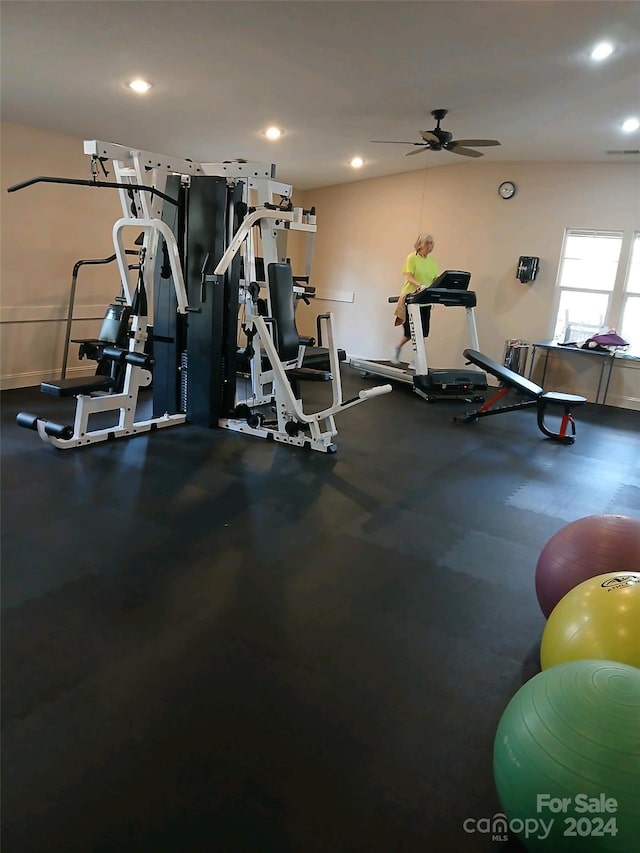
[296,161,640,409]
[2,121,639,408]
[1,122,127,388]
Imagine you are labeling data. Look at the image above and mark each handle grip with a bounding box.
[359,384,392,400]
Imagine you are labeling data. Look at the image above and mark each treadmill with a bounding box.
[349,270,487,402]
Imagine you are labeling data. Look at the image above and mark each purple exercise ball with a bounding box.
[535,514,640,617]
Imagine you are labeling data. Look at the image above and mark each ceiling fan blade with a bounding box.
[447,145,484,158]
[405,146,430,156]
[420,131,439,143]
[606,149,640,155]
[450,139,501,147]
[370,140,425,145]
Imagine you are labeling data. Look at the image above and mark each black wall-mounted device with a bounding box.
[517,256,539,283]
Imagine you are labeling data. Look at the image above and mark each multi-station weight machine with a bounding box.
[11,140,390,453]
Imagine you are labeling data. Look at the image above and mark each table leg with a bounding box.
[600,354,616,407]
[540,350,550,387]
[594,359,605,406]
[527,346,536,379]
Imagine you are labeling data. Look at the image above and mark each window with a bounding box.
[552,230,639,355]
[620,234,640,355]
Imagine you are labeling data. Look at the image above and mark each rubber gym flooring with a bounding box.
[2,369,639,853]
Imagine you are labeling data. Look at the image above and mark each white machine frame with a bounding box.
[20,140,390,452]
[214,213,391,453]
[25,140,202,449]
[214,203,317,411]
[221,310,390,453]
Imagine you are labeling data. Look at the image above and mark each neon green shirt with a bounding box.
[401,252,439,296]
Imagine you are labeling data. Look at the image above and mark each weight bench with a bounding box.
[70,302,133,392]
[453,348,587,444]
[16,347,157,447]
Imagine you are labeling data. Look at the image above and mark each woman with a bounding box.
[392,233,439,364]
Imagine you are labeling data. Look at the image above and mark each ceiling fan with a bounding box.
[371,108,501,158]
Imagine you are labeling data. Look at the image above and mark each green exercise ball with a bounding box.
[541,572,640,670]
[493,660,640,851]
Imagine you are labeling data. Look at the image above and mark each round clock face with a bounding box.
[499,181,516,199]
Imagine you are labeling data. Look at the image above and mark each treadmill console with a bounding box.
[407,288,477,308]
[429,270,471,290]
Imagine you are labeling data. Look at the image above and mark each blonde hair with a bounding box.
[414,233,435,251]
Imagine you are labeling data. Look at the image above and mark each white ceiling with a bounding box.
[2,0,640,190]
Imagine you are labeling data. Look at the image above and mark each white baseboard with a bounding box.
[604,393,640,411]
[313,290,354,304]
[0,305,107,324]
[2,366,95,391]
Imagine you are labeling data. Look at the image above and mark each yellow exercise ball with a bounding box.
[541,572,640,670]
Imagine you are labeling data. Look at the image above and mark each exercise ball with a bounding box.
[535,514,640,617]
[541,572,640,670]
[493,660,640,852]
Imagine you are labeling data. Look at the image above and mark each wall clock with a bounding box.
[499,181,516,200]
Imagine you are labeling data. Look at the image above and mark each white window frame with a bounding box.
[618,233,640,354]
[550,229,638,353]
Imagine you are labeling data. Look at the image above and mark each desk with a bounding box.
[528,341,616,406]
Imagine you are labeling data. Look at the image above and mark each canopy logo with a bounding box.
[463,813,553,842]
[464,797,619,843]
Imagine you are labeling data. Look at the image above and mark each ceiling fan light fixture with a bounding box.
[264,126,283,140]
[590,41,614,61]
[371,109,500,159]
[350,157,364,168]
[622,117,640,133]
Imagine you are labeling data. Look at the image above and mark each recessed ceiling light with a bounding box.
[264,126,283,140]
[622,117,640,133]
[350,157,364,168]
[591,42,613,61]
[128,79,152,93]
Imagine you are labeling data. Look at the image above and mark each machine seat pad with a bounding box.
[541,391,587,406]
[41,376,115,397]
[287,367,332,382]
[302,347,347,368]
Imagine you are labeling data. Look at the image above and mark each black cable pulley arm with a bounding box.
[131,248,148,317]
[6,176,178,206]
[72,250,138,278]
[61,249,141,379]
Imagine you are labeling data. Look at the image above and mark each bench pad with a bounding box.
[41,376,115,397]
